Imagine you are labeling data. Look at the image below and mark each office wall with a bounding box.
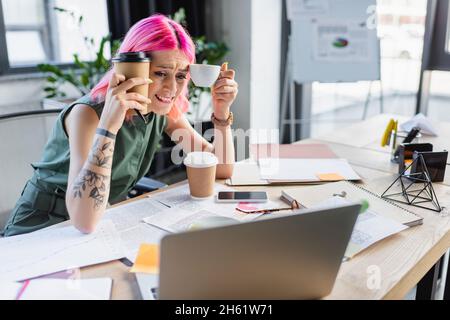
[0,74,78,115]
[205,0,281,158]
[0,75,44,114]
[250,0,281,143]
[206,0,252,137]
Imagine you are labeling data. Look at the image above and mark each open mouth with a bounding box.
[155,94,174,104]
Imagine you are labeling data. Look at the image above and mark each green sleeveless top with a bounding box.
[31,95,167,204]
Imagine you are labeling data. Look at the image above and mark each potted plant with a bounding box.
[38,7,120,109]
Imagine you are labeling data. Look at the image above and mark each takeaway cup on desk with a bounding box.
[183,152,218,199]
[189,64,221,87]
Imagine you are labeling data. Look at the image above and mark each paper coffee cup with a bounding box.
[183,152,218,199]
[189,64,221,87]
[112,52,150,116]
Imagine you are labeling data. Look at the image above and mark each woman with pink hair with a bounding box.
[4,14,238,236]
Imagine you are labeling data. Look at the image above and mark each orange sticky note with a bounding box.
[316,173,345,181]
[130,244,159,274]
[404,159,413,165]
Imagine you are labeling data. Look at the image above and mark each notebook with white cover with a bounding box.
[259,158,361,182]
[281,181,423,227]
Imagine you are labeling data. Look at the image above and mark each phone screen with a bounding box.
[218,191,267,200]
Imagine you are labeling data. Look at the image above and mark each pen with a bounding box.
[402,127,420,143]
[393,127,421,158]
[15,280,30,300]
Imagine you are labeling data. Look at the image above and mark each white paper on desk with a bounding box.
[259,158,361,181]
[0,282,21,300]
[0,220,125,282]
[226,161,269,186]
[144,182,262,232]
[148,182,234,210]
[312,197,408,259]
[143,205,262,233]
[400,113,438,136]
[19,278,112,300]
[103,197,168,232]
[119,223,168,263]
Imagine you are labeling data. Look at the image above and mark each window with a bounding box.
[309,0,428,138]
[0,0,109,73]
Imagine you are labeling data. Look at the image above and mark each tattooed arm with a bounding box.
[64,105,115,234]
[64,74,150,233]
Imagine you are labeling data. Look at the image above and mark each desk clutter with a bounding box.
[0,182,289,299]
[0,174,414,299]
[383,151,446,213]
[379,117,448,213]
[227,143,361,186]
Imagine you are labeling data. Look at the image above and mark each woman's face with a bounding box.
[146,50,190,115]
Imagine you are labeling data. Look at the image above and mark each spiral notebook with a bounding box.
[281,181,423,227]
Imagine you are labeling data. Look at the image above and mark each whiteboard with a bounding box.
[289,0,380,83]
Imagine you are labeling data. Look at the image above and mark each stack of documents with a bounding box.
[227,143,361,186]
[259,158,361,183]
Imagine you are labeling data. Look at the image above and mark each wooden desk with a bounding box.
[80,114,450,300]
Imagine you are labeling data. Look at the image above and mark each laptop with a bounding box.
[136,203,360,300]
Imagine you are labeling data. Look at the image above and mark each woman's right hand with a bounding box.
[98,73,152,134]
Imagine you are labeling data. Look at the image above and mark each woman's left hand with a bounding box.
[211,62,238,120]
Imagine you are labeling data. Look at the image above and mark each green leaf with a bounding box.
[73,54,86,69]
[37,63,64,77]
[46,76,57,83]
[81,73,90,87]
[95,36,109,70]
[53,7,67,13]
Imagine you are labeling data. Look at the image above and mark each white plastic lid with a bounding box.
[183,152,218,168]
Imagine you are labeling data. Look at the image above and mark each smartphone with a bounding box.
[216,191,268,203]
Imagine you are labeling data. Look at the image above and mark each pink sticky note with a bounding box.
[236,202,259,212]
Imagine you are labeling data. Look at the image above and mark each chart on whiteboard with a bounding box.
[313,20,371,62]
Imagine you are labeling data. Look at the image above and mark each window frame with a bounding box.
[424,0,450,71]
[0,0,109,75]
[1,0,206,76]
[416,0,450,114]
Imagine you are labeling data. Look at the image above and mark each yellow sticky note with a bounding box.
[129,244,159,274]
[317,173,345,181]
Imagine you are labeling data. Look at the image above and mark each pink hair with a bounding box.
[90,14,196,120]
